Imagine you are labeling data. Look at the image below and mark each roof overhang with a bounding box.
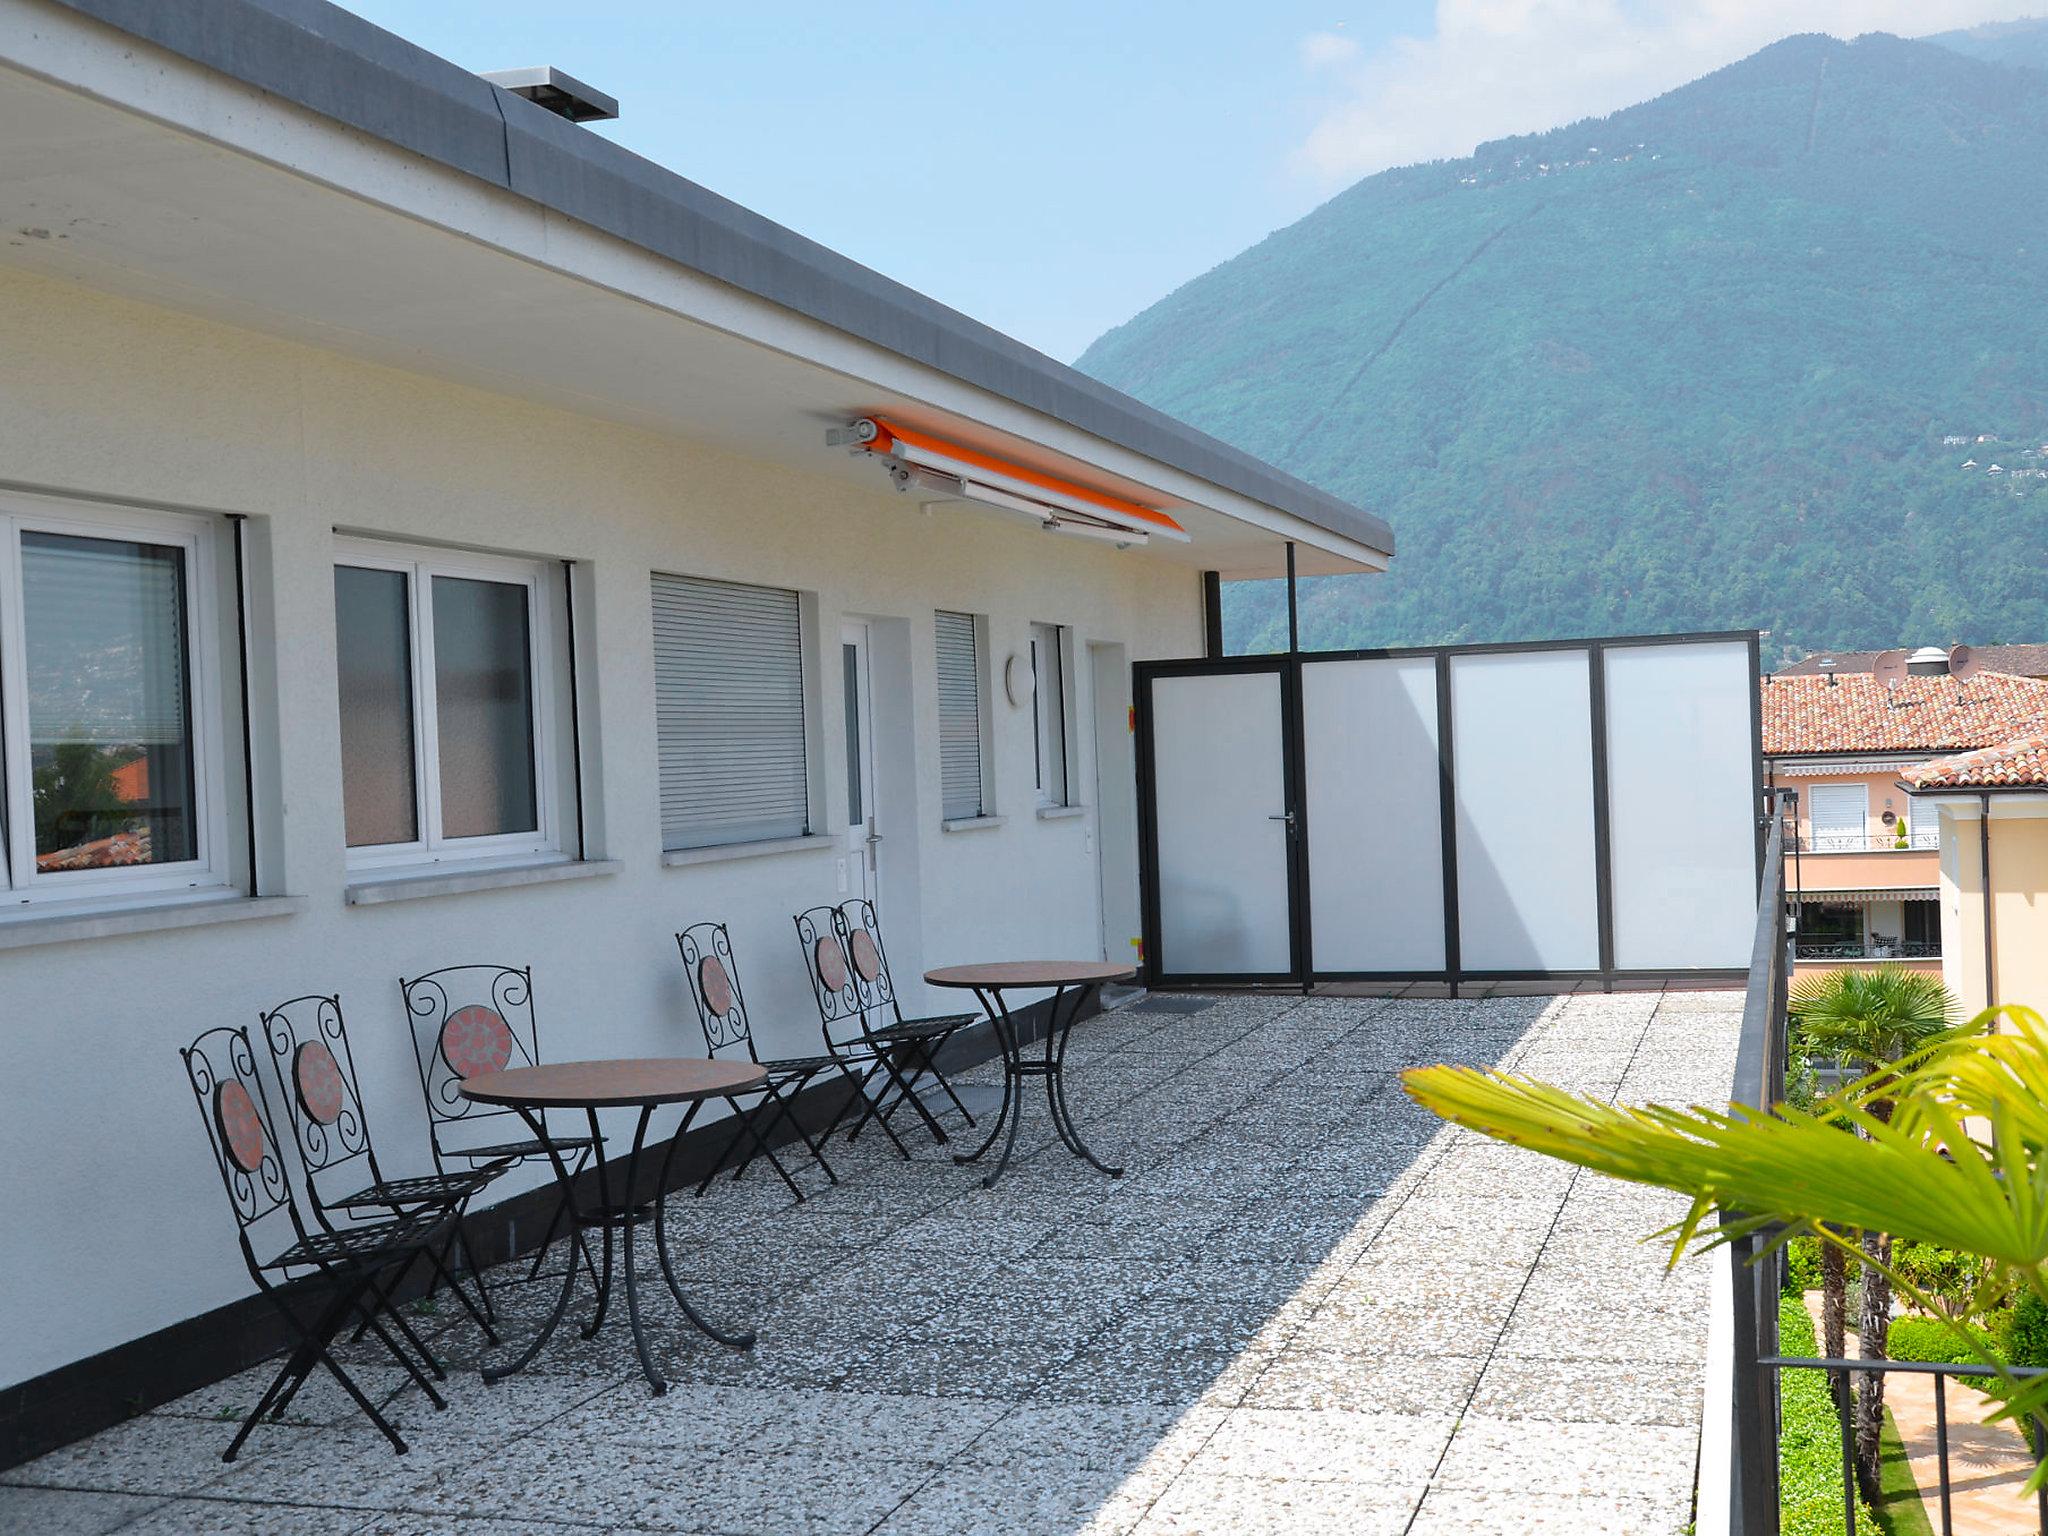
[0,0,1391,580]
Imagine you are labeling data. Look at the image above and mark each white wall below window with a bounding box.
[0,266,1195,1390]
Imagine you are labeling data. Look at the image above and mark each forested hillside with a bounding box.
[1077,28,2048,659]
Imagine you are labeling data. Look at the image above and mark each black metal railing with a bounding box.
[1754,1355,2048,1536]
[1726,797,2046,1533]
[1793,941,1942,961]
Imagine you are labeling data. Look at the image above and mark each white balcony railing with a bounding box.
[1796,831,1939,854]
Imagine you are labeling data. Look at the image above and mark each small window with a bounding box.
[652,573,809,850]
[1805,783,1867,851]
[935,610,984,821]
[334,540,556,867]
[0,495,228,902]
[1030,621,1069,807]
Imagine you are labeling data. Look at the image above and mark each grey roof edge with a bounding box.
[47,0,1393,558]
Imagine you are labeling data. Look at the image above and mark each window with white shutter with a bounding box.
[653,573,809,850]
[935,610,985,821]
[1806,783,1867,851]
[1908,794,1941,850]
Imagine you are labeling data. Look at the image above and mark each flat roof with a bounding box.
[50,0,1393,560]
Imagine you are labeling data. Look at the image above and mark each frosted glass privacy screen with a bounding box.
[1303,657,1445,971]
[1451,650,1599,971]
[1604,641,1756,969]
[1150,670,1291,975]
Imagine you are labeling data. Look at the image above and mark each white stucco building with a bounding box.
[0,0,1394,1456]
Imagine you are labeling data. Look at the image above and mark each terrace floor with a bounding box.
[5,988,1740,1536]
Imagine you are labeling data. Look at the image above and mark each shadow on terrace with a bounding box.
[2,984,1740,1536]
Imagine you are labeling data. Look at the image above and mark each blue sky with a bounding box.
[337,2,2033,363]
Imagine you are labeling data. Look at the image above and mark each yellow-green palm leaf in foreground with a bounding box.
[1402,1006,2048,1439]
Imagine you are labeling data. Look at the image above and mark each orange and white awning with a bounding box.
[835,417,1190,545]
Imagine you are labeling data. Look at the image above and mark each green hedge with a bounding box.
[1780,1292,1879,1536]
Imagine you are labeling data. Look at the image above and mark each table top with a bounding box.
[459,1057,767,1109]
[925,960,1137,990]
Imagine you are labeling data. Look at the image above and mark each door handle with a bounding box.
[1268,812,1295,828]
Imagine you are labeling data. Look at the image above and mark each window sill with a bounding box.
[346,857,622,907]
[1035,804,1087,821]
[941,815,1005,834]
[0,892,308,951]
[662,834,837,869]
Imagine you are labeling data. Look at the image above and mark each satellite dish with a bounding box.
[1872,649,1909,694]
[1949,644,1979,681]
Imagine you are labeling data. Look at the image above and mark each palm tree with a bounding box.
[1402,1004,2046,1491]
[1787,968,1959,1498]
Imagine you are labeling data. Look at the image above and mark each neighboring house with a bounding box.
[1761,661,2048,977]
[0,2,1398,1416]
[1775,643,2048,680]
[1904,735,2048,1017]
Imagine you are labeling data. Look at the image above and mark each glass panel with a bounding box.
[1150,670,1291,975]
[1303,657,1445,971]
[1451,650,1600,971]
[842,642,863,827]
[431,575,537,839]
[333,565,419,847]
[21,530,197,872]
[1032,623,1067,806]
[1603,640,1756,970]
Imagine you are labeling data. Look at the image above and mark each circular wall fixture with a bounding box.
[1004,652,1036,707]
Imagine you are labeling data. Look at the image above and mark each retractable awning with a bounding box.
[1794,887,1937,905]
[839,417,1191,545]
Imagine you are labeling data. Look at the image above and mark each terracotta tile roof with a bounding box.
[1776,644,2048,680]
[1761,671,2048,756]
[1904,734,2048,790]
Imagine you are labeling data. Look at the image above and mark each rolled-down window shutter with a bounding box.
[652,573,808,849]
[935,611,983,821]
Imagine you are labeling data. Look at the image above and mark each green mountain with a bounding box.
[1076,30,2048,660]
[1927,16,2048,71]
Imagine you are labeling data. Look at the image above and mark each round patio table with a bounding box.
[459,1056,766,1394]
[924,961,1135,1188]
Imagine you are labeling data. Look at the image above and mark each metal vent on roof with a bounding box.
[481,67,619,123]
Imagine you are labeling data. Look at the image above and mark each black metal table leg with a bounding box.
[652,1099,758,1350]
[1045,983,1122,1177]
[615,1105,667,1393]
[953,985,1021,1185]
[482,1105,587,1384]
[949,982,1119,1187]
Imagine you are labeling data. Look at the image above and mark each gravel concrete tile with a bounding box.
[0,1485,167,1534]
[1407,1488,1681,1535]
[1130,1473,1418,1535]
[1192,1407,1457,1484]
[1467,1356,1704,1426]
[7,1413,253,1497]
[1237,1350,1489,1415]
[1433,1416,1698,1505]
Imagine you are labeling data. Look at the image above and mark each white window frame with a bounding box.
[334,538,559,871]
[1030,621,1071,808]
[0,491,231,904]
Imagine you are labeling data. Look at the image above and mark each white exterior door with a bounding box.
[1807,783,1867,851]
[840,620,880,903]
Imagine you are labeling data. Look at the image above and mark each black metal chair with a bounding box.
[676,922,851,1201]
[257,994,501,1342]
[793,899,979,1154]
[398,965,599,1294]
[180,1025,452,1460]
